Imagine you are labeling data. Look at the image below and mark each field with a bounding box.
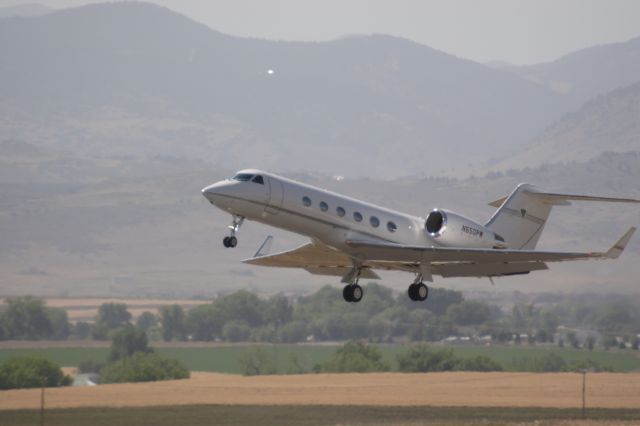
[2,371,640,410]
[1,343,639,373]
[1,405,640,426]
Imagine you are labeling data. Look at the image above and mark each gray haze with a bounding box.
[0,2,638,298]
[3,0,640,65]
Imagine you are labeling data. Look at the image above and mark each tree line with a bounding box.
[1,284,639,350]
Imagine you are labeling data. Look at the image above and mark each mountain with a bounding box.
[489,81,640,171]
[0,2,566,178]
[510,36,640,108]
[0,3,52,18]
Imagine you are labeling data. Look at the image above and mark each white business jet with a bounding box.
[202,169,638,303]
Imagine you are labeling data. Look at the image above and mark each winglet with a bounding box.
[254,235,274,257]
[605,227,636,259]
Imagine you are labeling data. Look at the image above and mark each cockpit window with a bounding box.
[252,175,264,185]
[232,173,254,182]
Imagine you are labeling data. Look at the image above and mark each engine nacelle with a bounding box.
[425,209,507,249]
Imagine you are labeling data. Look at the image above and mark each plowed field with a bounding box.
[1,372,639,410]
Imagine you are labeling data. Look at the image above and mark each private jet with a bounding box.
[202,169,638,303]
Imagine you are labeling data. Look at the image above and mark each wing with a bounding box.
[346,227,636,278]
[243,241,380,279]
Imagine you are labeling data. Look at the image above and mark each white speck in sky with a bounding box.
[267,69,275,75]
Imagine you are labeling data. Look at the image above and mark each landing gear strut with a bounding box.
[408,274,429,301]
[223,215,244,248]
[342,264,364,303]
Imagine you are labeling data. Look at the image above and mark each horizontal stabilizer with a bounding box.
[605,227,636,259]
[525,191,640,206]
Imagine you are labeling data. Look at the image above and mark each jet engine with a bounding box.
[425,209,507,249]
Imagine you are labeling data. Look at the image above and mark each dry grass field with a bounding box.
[1,372,639,411]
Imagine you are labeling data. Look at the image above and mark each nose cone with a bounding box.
[201,181,232,205]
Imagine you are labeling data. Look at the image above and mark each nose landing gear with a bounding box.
[223,215,244,248]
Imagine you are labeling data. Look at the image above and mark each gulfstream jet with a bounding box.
[202,169,638,303]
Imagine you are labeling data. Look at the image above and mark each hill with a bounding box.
[510,36,640,108]
[489,82,640,171]
[0,2,564,178]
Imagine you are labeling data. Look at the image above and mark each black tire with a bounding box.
[223,236,230,248]
[408,284,418,301]
[351,284,363,302]
[416,283,429,301]
[228,236,238,248]
[342,285,353,302]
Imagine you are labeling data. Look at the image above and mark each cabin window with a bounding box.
[387,221,397,233]
[302,196,312,207]
[353,212,363,222]
[319,201,328,212]
[336,206,346,217]
[232,173,254,182]
[252,175,264,185]
[370,216,380,228]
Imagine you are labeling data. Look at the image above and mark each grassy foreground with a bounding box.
[1,405,640,426]
[1,344,639,373]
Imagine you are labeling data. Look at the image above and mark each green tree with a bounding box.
[109,327,152,362]
[185,304,225,341]
[159,304,187,341]
[314,341,389,373]
[223,320,251,342]
[73,321,91,340]
[586,335,596,351]
[47,307,70,340]
[264,294,293,326]
[96,303,131,330]
[100,352,189,383]
[217,290,266,327]
[3,296,52,339]
[0,357,72,389]
[136,311,157,332]
[238,347,276,376]
[277,321,308,343]
[446,301,492,326]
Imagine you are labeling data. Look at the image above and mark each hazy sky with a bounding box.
[3,0,640,65]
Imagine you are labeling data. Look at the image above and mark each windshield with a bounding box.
[232,173,254,182]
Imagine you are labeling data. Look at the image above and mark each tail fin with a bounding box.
[485,184,639,250]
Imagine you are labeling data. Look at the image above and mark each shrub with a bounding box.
[0,357,72,389]
[108,326,152,362]
[457,355,503,372]
[238,347,276,376]
[314,341,389,373]
[396,345,458,372]
[100,352,189,383]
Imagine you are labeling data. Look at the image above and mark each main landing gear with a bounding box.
[408,274,429,302]
[222,215,244,248]
[343,264,364,303]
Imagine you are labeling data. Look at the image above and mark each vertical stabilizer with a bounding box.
[485,184,552,250]
[486,185,640,250]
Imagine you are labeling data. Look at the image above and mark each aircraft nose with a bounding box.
[201,181,229,203]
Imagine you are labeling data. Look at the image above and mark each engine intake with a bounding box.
[425,209,506,249]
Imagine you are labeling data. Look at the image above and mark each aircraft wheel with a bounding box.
[228,236,238,248]
[416,283,429,301]
[342,285,353,302]
[351,284,363,303]
[223,236,230,248]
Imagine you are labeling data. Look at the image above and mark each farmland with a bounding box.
[0,343,639,374]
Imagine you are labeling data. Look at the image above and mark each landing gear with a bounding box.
[223,236,237,248]
[343,284,363,303]
[342,263,364,303]
[222,215,244,248]
[408,275,429,302]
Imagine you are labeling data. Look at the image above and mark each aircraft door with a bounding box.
[265,177,284,214]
